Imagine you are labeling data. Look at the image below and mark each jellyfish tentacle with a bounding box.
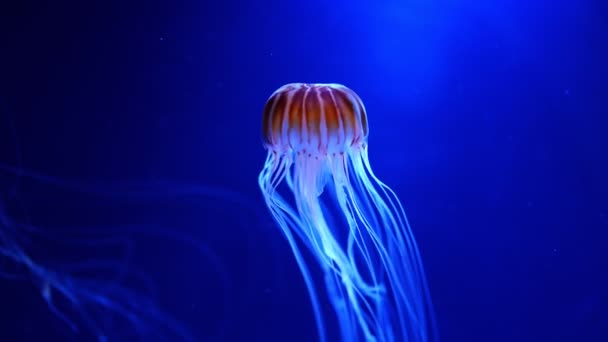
[258,155,328,342]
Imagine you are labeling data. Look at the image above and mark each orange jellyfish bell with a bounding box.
[262,83,369,156]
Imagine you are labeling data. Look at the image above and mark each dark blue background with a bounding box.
[1,0,607,341]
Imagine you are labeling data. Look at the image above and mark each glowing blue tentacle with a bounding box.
[260,146,437,342]
[259,152,328,342]
[352,146,438,341]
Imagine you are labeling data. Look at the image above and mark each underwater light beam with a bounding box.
[258,83,437,342]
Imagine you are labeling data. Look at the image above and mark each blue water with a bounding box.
[1,0,606,341]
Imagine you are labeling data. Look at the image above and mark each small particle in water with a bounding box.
[160,36,165,41]
[564,89,570,96]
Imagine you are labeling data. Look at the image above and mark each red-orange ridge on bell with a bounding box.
[262,83,369,156]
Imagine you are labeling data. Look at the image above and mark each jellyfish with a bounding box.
[0,164,235,341]
[258,83,438,342]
